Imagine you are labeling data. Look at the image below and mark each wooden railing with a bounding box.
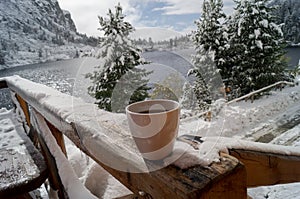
[1,75,300,199]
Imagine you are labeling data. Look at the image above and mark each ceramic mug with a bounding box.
[126,99,180,160]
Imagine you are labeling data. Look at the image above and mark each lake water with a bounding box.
[286,47,300,68]
[0,50,195,108]
[0,47,299,109]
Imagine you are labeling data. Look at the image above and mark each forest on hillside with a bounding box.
[272,0,300,44]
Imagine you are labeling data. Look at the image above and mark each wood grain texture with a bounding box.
[229,149,300,187]
[73,146,247,199]
[4,76,248,198]
[16,94,31,127]
[46,120,68,158]
[0,129,48,198]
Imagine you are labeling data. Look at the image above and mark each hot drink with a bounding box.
[126,99,180,160]
[138,109,169,114]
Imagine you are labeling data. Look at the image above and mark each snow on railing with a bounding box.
[1,75,300,198]
[227,81,295,105]
[182,80,295,122]
[2,75,147,173]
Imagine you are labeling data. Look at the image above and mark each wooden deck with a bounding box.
[1,75,300,198]
[0,108,48,198]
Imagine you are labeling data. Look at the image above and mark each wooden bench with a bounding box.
[0,82,48,198]
[1,75,300,198]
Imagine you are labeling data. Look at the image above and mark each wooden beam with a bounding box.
[229,149,300,187]
[46,120,68,158]
[35,128,67,199]
[15,94,31,127]
[4,76,249,198]
[198,153,247,199]
[72,145,247,199]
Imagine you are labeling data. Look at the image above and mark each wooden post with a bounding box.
[46,120,68,158]
[35,128,67,199]
[192,153,247,199]
[16,94,31,127]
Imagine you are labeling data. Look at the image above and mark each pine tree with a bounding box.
[190,0,227,110]
[189,49,216,111]
[228,0,288,96]
[272,0,300,44]
[86,3,151,112]
[179,82,198,110]
[194,0,229,79]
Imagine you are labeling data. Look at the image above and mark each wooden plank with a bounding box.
[229,149,300,187]
[199,153,247,199]
[15,94,31,127]
[36,128,68,199]
[73,144,247,199]
[46,120,68,158]
[4,76,248,198]
[0,147,48,198]
[0,122,48,198]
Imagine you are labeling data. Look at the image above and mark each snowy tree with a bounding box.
[86,3,151,112]
[228,0,288,96]
[180,82,198,110]
[272,0,300,44]
[190,0,226,110]
[193,0,229,79]
[189,49,213,111]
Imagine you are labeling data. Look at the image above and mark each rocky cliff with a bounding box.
[0,0,96,68]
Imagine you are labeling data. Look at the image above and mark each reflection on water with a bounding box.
[0,51,196,109]
[1,47,298,109]
[0,57,99,108]
[285,47,300,68]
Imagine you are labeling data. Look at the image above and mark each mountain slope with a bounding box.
[0,0,95,68]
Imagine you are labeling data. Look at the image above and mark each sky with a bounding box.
[58,0,235,37]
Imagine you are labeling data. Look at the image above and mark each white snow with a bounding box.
[271,125,300,147]
[31,110,97,199]
[260,19,269,28]
[256,40,263,49]
[1,75,300,198]
[167,136,300,168]
[254,29,261,39]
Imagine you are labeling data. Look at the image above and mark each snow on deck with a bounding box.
[2,75,300,198]
[2,75,148,173]
[31,110,97,199]
[3,76,300,164]
[0,107,47,194]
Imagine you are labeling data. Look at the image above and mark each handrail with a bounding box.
[1,75,299,198]
[1,76,248,198]
[227,81,294,104]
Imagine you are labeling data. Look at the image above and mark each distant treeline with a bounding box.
[272,0,300,44]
